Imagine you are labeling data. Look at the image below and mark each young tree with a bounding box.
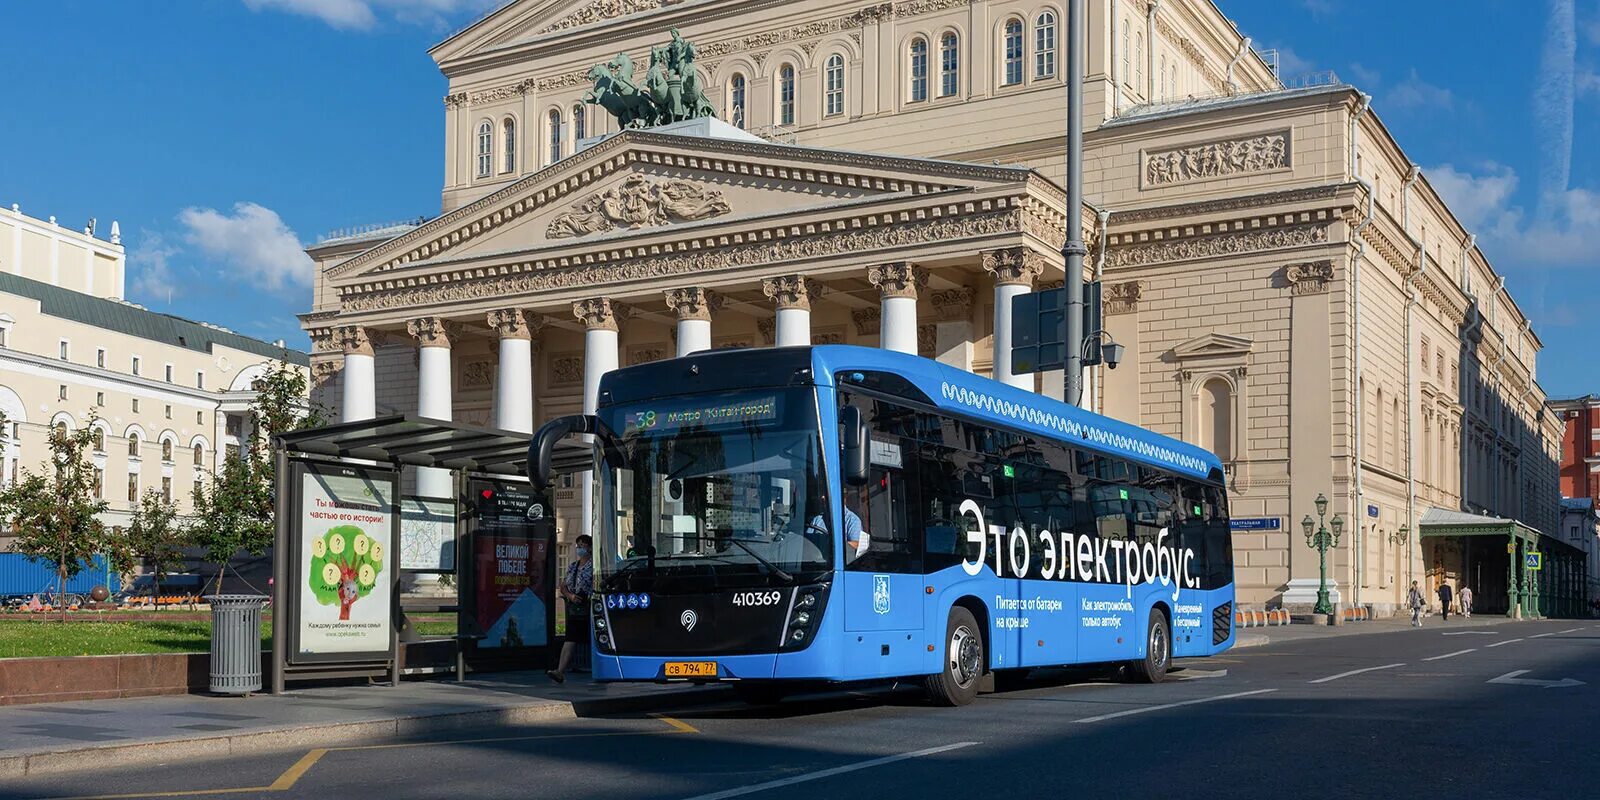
[0,415,115,621]
[190,358,321,594]
[121,489,189,610]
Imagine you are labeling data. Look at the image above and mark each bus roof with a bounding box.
[809,345,1224,482]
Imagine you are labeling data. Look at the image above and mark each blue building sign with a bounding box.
[1367,504,1380,518]
[1231,518,1281,531]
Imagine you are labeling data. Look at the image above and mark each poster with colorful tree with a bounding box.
[308,525,384,620]
[296,465,394,660]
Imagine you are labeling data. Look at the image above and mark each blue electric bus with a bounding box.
[529,344,1234,705]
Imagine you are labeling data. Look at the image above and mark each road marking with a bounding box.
[1485,638,1524,648]
[1422,649,1476,661]
[653,714,701,733]
[680,742,979,800]
[1074,689,1276,723]
[1442,631,1498,636]
[1175,668,1228,680]
[1308,663,1405,684]
[1529,632,1556,638]
[1488,670,1586,689]
[267,748,328,790]
[1559,628,1583,634]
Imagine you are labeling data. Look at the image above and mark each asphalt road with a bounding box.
[7,618,1599,800]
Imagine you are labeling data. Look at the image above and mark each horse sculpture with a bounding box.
[584,31,718,130]
[583,54,659,129]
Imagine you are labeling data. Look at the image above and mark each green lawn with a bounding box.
[0,619,271,659]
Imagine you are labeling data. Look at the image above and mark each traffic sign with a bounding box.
[1009,281,1103,375]
[1525,551,1542,571]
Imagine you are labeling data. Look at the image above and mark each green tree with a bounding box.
[190,358,321,594]
[0,414,115,621]
[307,525,384,620]
[121,489,189,609]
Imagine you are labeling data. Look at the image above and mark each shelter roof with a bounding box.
[277,415,590,476]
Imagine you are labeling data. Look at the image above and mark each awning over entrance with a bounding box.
[276,414,592,476]
[1419,507,1588,619]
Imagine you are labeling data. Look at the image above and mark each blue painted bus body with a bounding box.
[594,345,1233,682]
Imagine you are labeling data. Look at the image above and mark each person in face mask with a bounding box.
[547,534,594,684]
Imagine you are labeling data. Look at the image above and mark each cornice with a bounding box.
[1106,184,1350,226]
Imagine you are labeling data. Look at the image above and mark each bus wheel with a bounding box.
[732,681,790,706]
[926,607,983,706]
[1127,609,1171,684]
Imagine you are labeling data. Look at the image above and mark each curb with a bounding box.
[0,685,731,779]
[1234,633,1270,649]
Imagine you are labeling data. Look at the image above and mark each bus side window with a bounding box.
[1205,486,1234,588]
[915,446,977,573]
[844,396,923,574]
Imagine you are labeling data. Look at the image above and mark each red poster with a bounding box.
[470,480,551,649]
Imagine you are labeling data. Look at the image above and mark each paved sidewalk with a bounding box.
[1233,612,1539,648]
[0,670,728,779]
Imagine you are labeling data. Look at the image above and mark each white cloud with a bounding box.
[242,0,497,31]
[177,202,314,293]
[1386,69,1455,110]
[1578,68,1600,98]
[1427,161,1600,267]
[1347,62,1381,88]
[1300,0,1337,16]
[128,232,181,304]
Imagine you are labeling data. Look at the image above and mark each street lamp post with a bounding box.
[1301,493,1345,616]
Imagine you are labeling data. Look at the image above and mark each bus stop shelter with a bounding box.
[1419,507,1588,619]
[269,415,592,693]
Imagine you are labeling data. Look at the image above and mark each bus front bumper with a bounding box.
[594,651,836,682]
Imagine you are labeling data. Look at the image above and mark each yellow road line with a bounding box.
[27,785,272,800]
[266,748,328,791]
[651,714,700,733]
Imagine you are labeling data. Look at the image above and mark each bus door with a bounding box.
[842,433,923,635]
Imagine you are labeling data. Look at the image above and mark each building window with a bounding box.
[93,428,105,453]
[194,479,203,501]
[1199,378,1233,462]
[1169,64,1178,98]
[131,398,139,413]
[476,120,493,178]
[196,411,203,424]
[226,443,240,461]
[1034,11,1057,78]
[0,326,7,348]
[162,440,173,462]
[127,473,138,502]
[131,356,141,375]
[94,468,103,500]
[1158,55,1166,99]
[779,64,796,124]
[96,348,106,368]
[58,385,67,401]
[96,392,104,407]
[1002,19,1023,86]
[128,432,140,458]
[59,340,68,361]
[909,38,929,102]
[193,444,204,467]
[162,476,172,503]
[164,405,172,420]
[164,364,173,383]
[196,371,204,389]
[939,33,959,97]
[1120,20,1130,84]
[548,109,562,165]
[1134,33,1143,88]
[502,117,516,174]
[573,105,586,141]
[226,414,242,437]
[730,73,747,128]
[825,54,845,116]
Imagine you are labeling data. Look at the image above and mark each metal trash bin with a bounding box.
[206,594,266,695]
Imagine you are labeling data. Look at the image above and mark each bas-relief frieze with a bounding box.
[547,175,731,238]
[460,360,494,389]
[1104,223,1329,269]
[539,0,682,34]
[550,352,584,385]
[1143,131,1290,188]
[342,210,1020,312]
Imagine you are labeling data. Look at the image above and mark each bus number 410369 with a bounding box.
[732,591,783,607]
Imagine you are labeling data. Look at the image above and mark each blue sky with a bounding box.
[1,1,1596,395]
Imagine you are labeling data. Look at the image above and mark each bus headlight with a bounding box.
[594,616,606,630]
[781,584,829,651]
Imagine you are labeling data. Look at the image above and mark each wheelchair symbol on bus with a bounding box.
[872,574,891,615]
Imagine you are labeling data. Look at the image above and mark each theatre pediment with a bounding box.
[434,0,683,63]
[324,130,1049,286]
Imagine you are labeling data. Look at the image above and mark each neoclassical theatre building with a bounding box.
[303,0,1572,615]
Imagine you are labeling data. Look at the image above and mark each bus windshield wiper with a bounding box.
[601,555,656,590]
[723,538,795,584]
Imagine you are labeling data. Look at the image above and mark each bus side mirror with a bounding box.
[841,406,869,487]
[527,414,597,491]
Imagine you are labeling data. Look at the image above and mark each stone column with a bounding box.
[1283,260,1339,609]
[868,262,928,354]
[574,298,623,540]
[982,248,1046,390]
[665,288,721,357]
[408,317,459,498]
[762,275,822,347]
[336,326,379,423]
[488,309,537,434]
[930,287,975,370]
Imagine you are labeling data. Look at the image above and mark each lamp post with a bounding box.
[1301,493,1344,616]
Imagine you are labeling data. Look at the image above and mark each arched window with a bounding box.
[730,73,747,129]
[825,54,845,116]
[501,118,516,174]
[161,439,173,463]
[1120,21,1130,84]
[573,105,586,141]
[475,120,492,178]
[1158,55,1167,99]
[92,428,105,453]
[1371,387,1384,464]
[1391,396,1401,470]
[1034,11,1057,78]
[939,32,958,97]
[128,432,140,458]
[1134,33,1143,88]
[778,64,796,124]
[909,38,929,102]
[193,444,204,468]
[547,109,562,165]
[1199,379,1233,462]
[1002,19,1024,86]
[1169,64,1178,99]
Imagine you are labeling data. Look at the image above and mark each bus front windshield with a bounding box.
[597,388,833,591]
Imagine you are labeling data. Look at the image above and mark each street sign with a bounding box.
[1367,504,1379,518]
[1230,518,1282,531]
[1507,541,1516,554]
[1010,281,1103,376]
[1525,551,1542,571]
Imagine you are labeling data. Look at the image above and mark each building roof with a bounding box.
[1420,507,1513,527]
[1561,497,1595,511]
[0,272,309,367]
[1100,82,1351,128]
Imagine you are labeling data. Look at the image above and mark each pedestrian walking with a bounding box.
[1407,580,1425,627]
[1437,581,1454,621]
[1459,585,1473,619]
[546,534,594,685]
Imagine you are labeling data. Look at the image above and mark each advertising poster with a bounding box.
[469,478,552,650]
[296,464,395,660]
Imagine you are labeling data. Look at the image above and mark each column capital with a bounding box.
[1285,260,1336,296]
[929,286,975,322]
[867,262,928,299]
[336,325,385,356]
[1105,280,1143,315]
[982,247,1048,286]
[407,316,462,348]
[664,287,723,321]
[762,275,824,310]
[487,308,540,341]
[573,297,627,331]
